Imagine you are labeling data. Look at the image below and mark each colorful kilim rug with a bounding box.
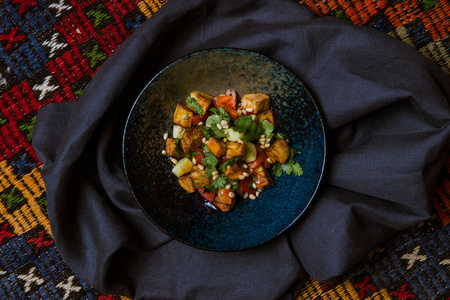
[0,0,448,299]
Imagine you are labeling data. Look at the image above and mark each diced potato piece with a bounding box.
[240,93,270,114]
[213,188,236,212]
[252,165,274,189]
[265,139,290,164]
[174,104,194,127]
[190,91,213,114]
[172,158,193,177]
[257,109,276,126]
[224,142,245,159]
[178,174,195,193]
[206,138,226,158]
[190,165,211,188]
[223,162,247,181]
[180,127,203,153]
[166,138,183,158]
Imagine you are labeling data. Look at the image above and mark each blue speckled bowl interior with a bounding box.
[123,48,326,251]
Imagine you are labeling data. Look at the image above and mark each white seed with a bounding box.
[260,145,266,150]
[223,125,229,129]
[223,129,228,134]
[223,138,227,143]
[198,121,203,126]
[206,124,211,127]
[192,158,197,164]
[221,120,228,126]
[244,192,249,199]
[202,137,207,143]
[228,192,235,198]
[249,194,256,200]
[238,175,245,180]
[226,184,231,190]
[257,188,263,192]
[182,114,190,120]
[198,164,204,170]
[161,150,166,155]
[217,123,223,130]
[243,164,248,168]
[212,170,219,176]
[237,139,244,144]
[259,138,266,144]
[245,107,254,112]
[265,143,270,148]
[163,132,168,140]
[255,191,260,197]
[267,157,273,164]
[260,134,266,138]
[252,183,256,189]
[237,109,243,115]
[227,165,231,170]
[243,172,249,177]
[170,158,178,164]
[213,174,219,180]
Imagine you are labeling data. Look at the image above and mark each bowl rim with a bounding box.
[122,47,327,251]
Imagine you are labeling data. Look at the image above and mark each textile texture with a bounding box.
[0,1,448,300]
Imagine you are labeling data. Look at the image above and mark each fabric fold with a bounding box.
[32,0,450,298]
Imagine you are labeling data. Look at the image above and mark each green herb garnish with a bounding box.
[272,147,303,178]
[201,146,219,177]
[219,157,240,172]
[186,96,204,116]
[232,115,262,142]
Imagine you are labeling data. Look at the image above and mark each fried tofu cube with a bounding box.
[178,174,195,193]
[206,138,226,158]
[180,127,203,153]
[223,162,247,181]
[213,188,236,212]
[224,142,246,159]
[265,139,290,164]
[190,91,213,114]
[166,138,183,157]
[174,104,195,128]
[252,165,274,189]
[190,165,211,188]
[257,109,277,126]
[241,93,270,114]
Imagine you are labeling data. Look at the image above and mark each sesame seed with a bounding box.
[170,158,178,164]
[217,123,222,130]
[182,114,189,120]
[163,132,168,140]
[223,138,227,143]
[249,194,256,200]
[237,109,243,115]
[245,107,254,112]
[252,183,256,189]
[260,134,266,138]
[238,175,245,180]
[221,120,228,126]
[228,192,235,198]
[267,158,273,164]
[202,137,207,143]
[198,165,204,170]
[259,138,266,144]
[212,170,219,176]
[223,129,228,134]
[260,145,266,150]
[226,165,231,170]
[243,164,248,168]
[198,121,203,126]
[226,184,231,189]
[192,158,197,164]
[265,143,270,148]
[161,150,166,155]
[243,172,249,177]
[244,193,249,199]
[255,191,260,197]
[213,174,219,180]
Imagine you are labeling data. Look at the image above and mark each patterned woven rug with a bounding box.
[0,0,448,299]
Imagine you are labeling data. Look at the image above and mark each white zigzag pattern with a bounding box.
[42,33,67,58]
[33,76,58,100]
[48,0,72,17]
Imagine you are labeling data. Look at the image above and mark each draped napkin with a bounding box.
[32,0,450,299]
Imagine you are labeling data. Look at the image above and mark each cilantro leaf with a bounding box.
[232,115,262,142]
[186,96,204,116]
[209,106,231,123]
[211,174,228,189]
[174,138,181,157]
[211,126,228,138]
[186,151,200,160]
[219,157,240,172]
[201,150,219,177]
[274,131,285,139]
[259,120,274,138]
[198,125,211,139]
[291,163,303,176]
[271,146,303,178]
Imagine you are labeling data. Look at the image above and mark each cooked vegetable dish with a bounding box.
[162,89,303,212]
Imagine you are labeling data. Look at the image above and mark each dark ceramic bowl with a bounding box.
[123,48,326,251]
